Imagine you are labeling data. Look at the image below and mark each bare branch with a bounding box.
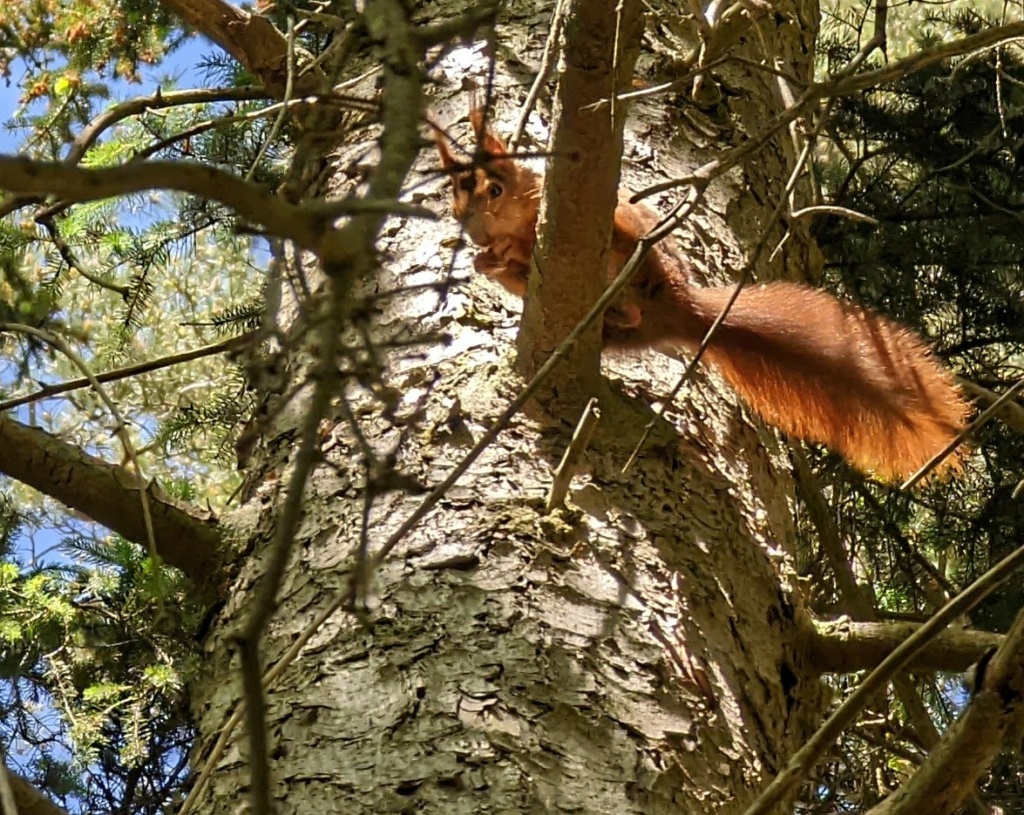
[0,87,271,219]
[805,619,1003,675]
[232,0,444,811]
[0,156,329,250]
[3,321,172,601]
[0,415,222,582]
[866,607,1024,815]
[69,87,273,165]
[0,157,430,257]
[1,765,68,815]
[157,0,325,95]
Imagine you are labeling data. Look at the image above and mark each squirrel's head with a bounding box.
[432,108,540,247]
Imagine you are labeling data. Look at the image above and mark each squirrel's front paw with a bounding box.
[473,251,503,275]
[474,252,528,297]
[605,301,643,330]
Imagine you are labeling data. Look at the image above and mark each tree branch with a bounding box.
[0,157,327,252]
[637,20,1024,201]
[867,606,1024,815]
[807,619,1003,675]
[793,450,992,815]
[517,0,644,396]
[744,538,1024,815]
[157,0,325,96]
[0,157,431,261]
[73,87,272,163]
[2,765,69,815]
[0,87,273,219]
[0,415,221,582]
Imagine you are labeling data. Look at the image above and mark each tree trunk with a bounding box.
[190,1,828,812]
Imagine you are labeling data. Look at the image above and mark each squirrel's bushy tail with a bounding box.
[688,283,969,479]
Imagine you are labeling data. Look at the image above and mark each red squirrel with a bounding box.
[432,110,970,480]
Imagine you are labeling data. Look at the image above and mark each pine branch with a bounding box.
[0,157,432,261]
[0,332,255,413]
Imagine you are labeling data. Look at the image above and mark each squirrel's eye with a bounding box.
[489,182,503,199]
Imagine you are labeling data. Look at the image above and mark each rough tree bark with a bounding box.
[3,1,1024,813]
[186,1,831,813]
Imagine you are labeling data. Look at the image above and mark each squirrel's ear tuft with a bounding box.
[480,130,509,159]
[469,107,509,158]
[435,136,460,170]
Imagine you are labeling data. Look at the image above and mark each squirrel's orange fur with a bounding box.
[433,111,970,480]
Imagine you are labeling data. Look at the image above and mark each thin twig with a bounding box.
[238,17,313,815]
[789,204,877,223]
[842,0,888,75]
[546,397,600,513]
[900,376,1024,490]
[130,96,374,164]
[69,87,273,166]
[247,17,297,182]
[237,320,336,815]
[0,332,255,413]
[37,217,131,297]
[0,157,326,255]
[175,589,352,815]
[0,88,272,219]
[621,264,748,472]
[509,0,569,151]
[234,0,432,811]
[957,378,1024,434]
